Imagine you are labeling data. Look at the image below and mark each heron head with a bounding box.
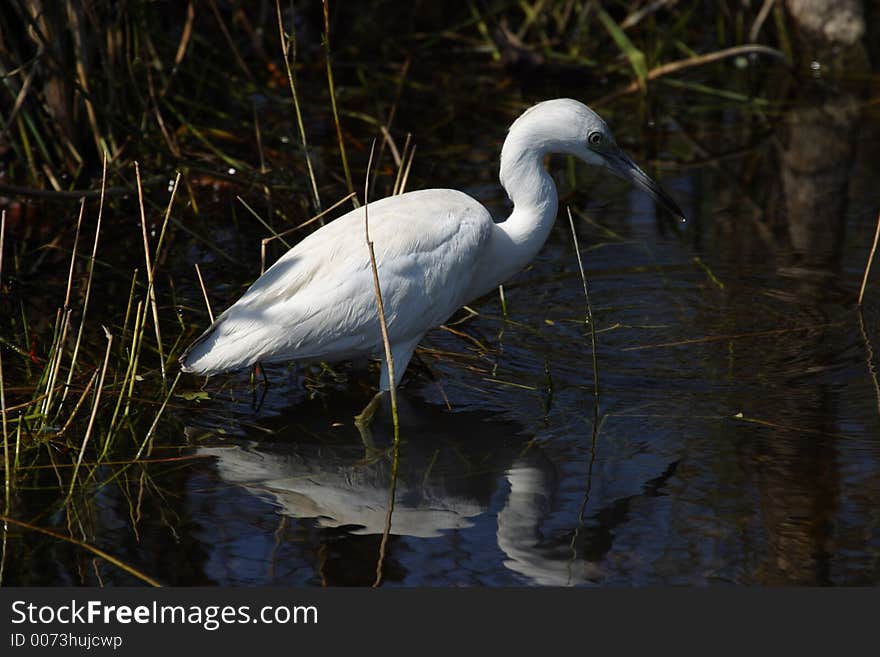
[511,99,686,222]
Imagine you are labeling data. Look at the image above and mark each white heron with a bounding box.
[180,98,684,390]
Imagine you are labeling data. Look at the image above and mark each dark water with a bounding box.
[5,67,880,586]
[177,165,880,586]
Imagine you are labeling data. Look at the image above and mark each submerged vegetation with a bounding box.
[0,1,878,585]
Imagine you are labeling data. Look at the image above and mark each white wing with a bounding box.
[181,188,493,375]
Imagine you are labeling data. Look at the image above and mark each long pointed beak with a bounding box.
[604,148,686,222]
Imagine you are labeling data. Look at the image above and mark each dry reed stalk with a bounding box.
[42,198,86,417]
[398,145,417,195]
[123,301,151,417]
[118,269,139,365]
[391,134,410,195]
[1,211,9,518]
[67,326,113,502]
[364,137,402,582]
[135,371,181,460]
[858,210,880,306]
[373,441,399,588]
[67,7,103,158]
[370,57,411,191]
[237,196,293,250]
[168,0,196,88]
[104,294,143,444]
[259,192,357,273]
[379,126,401,167]
[147,68,180,158]
[323,0,357,208]
[621,0,678,29]
[392,135,416,196]
[498,284,508,320]
[149,173,179,289]
[624,322,840,351]
[567,208,600,413]
[363,141,400,436]
[0,52,39,143]
[275,0,322,213]
[0,514,161,587]
[207,0,256,82]
[749,0,777,41]
[61,153,108,408]
[57,369,99,437]
[194,264,215,323]
[106,300,143,442]
[592,44,788,106]
[0,174,169,201]
[135,162,166,382]
[253,99,268,176]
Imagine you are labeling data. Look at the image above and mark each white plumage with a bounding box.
[180,99,683,390]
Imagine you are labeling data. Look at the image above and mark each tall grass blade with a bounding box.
[597,7,648,93]
[42,198,86,418]
[107,300,143,442]
[135,162,166,383]
[363,140,399,438]
[373,440,399,588]
[858,211,880,306]
[57,369,98,437]
[1,211,9,534]
[567,208,599,414]
[323,0,357,208]
[61,153,108,409]
[0,514,161,587]
[135,371,181,460]
[258,192,357,273]
[275,0,322,213]
[194,264,215,324]
[67,326,113,502]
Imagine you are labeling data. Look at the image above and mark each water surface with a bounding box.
[4,58,880,587]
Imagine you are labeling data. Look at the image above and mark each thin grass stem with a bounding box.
[135,162,166,382]
[323,0,357,208]
[42,198,86,418]
[237,195,292,250]
[61,153,108,409]
[398,144,416,195]
[194,264,215,324]
[107,301,142,442]
[275,0,322,213]
[392,133,412,195]
[592,44,788,106]
[259,191,357,272]
[373,440,399,587]
[567,208,600,413]
[0,210,9,523]
[122,301,150,419]
[135,371,181,460]
[363,140,399,438]
[67,326,113,502]
[151,172,180,281]
[0,514,161,587]
[858,210,880,306]
[119,269,139,368]
[857,308,880,419]
[57,369,99,437]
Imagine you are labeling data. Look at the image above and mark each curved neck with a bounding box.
[499,145,558,251]
[467,136,558,300]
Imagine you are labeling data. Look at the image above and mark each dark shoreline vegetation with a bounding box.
[0,1,879,586]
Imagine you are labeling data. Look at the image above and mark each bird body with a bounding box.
[180,99,684,389]
[181,189,492,388]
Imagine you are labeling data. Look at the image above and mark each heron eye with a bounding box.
[588,131,604,147]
